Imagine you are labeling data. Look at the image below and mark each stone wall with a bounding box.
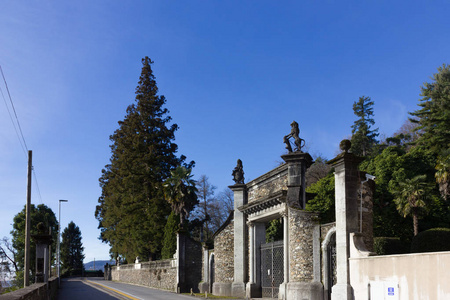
[288,208,320,282]
[213,219,234,283]
[111,260,177,291]
[0,277,58,300]
[247,164,287,203]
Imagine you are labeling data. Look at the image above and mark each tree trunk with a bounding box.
[413,212,419,236]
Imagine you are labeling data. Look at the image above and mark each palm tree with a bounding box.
[163,166,198,226]
[393,175,432,236]
[435,154,450,200]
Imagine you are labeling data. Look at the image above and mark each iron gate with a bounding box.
[261,241,284,298]
[327,233,337,299]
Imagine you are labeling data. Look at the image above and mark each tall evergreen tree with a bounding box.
[95,57,193,261]
[60,221,85,275]
[410,64,450,156]
[10,204,58,286]
[350,96,379,156]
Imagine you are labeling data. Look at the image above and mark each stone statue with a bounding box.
[232,159,245,184]
[283,121,305,153]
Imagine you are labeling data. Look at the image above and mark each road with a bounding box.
[57,278,202,300]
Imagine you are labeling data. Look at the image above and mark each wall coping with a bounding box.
[245,163,287,190]
[349,250,450,261]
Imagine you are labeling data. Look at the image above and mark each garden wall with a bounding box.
[111,259,177,292]
[350,250,450,299]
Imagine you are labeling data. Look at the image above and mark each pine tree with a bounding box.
[60,221,85,275]
[350,96,379,156]
[410,64,450,155]
[95,57,193,261]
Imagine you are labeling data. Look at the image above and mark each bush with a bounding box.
[410,228,450,253]
[374,237,409,255]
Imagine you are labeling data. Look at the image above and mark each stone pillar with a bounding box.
[31,231,52,283]
[176,233,186,293]
[281,152,313,209]
[286,208,323,300]
[246,221,265,298]
[229,183,247,298]
[328,141,363,300]
[199,245,210,293]
[278,209,290,300]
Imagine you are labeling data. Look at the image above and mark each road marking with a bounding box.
[84,279,143,300]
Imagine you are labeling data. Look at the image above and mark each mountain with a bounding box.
[84,260,115,271]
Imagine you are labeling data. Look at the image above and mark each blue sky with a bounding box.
[1,1,449,263]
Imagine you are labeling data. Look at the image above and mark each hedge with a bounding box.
[373,237,409,255]
[410,228,450,253]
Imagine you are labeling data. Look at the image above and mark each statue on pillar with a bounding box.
[232,159,245,184]
[283,121,305,153]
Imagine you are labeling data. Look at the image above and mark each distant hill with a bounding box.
[84,260,115,271]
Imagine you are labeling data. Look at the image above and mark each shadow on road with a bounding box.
[57,277,123,300]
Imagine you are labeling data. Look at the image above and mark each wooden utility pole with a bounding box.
[24,150,32,286]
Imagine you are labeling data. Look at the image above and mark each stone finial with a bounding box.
[340,139,351,153]
[283,121,305,153]
[232,159,245,184]
[36,222,47,234]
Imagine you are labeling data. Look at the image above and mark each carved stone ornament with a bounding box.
[232,159,245,184]
[283,121,305,153]
[340,139,351,153]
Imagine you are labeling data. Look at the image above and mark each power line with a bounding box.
[0,72,27,156]
[0,65,44,205]
[0,65,29,153]
[32,168,44,204]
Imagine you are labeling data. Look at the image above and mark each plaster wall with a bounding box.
[350,251,450,300]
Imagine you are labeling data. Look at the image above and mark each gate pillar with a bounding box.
[246,221,265,298]
[230,183,247,298]
[328,140,363,300]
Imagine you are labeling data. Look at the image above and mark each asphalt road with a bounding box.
[57,278,202,300]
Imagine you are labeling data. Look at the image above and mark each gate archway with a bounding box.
[322,227,336,300]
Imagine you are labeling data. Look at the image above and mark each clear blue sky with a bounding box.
[1,1,449,263]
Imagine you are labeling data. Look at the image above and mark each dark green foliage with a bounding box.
[305,172,335,223]
[10,204,57,286]
[410,228,450,253]
[95,57,192,261]
[163,166,198,226]
[161,212,180,259]
[373,237,409,255]
[359,145,444,240]
[266,219,283,243]
[61,221,85,275]
[410,64,450,156]
[350,96,379,156]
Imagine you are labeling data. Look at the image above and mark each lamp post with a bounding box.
[57,199,68,285]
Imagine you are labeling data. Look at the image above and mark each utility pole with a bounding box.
[24,150,32,286]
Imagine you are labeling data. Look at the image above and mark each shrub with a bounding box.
[374,237,409,255]
[410,228,450,253]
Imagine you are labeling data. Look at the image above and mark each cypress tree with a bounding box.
[95,57,192,261]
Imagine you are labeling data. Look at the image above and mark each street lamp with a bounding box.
[57,199,68,285]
